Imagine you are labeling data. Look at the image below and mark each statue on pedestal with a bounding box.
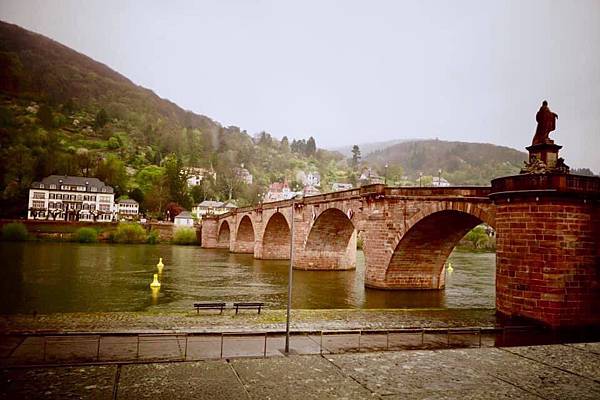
[521,100,569,174]
[532,100,558,145]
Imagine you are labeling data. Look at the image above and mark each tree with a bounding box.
[129,188,145,205]
[281,136,290,152]
[306,136,316,156]
[37,104,54,129]
[94,108,109,129]
[95,154,128,196]
[163,154,190,208]
[135,165,165,194]
[165,202,184,222]
[75,148,96,176]
[351,145,361,168]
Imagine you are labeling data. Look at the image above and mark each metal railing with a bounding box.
[0,325,550,368]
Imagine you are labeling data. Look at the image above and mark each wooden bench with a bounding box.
[194,302,226,314]
[233,302,265,314]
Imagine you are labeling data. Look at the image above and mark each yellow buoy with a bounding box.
[447,262,453,272]
[151,286,160,304]
[157,257,164,272]
[150,273,161,288]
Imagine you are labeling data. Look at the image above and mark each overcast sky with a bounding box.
[2,0,599,171]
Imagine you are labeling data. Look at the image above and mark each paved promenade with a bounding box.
[2,342,600,399]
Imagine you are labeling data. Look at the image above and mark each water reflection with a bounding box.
[0,242,495,314]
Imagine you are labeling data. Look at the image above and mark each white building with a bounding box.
[174,211,195,227]
[192,200,236,219]
[359,168,384,186]
[184,167,216,187]
[234,166,253,185]
[117,199,139,220]
[332,183,353,191]
[306,171,321,186]
[264,181,295,202]
[432,177,451,187]
[28,175,115,222]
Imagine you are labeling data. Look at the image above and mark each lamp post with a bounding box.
[384,163,389,185]
[419,172,423,187]
[437,169,442,187]
[285,199,295,353]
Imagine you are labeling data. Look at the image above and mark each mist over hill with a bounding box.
[363,139,527,186]
[0,20,344,217]
[0,20,552,218]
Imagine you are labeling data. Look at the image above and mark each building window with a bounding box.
[32,201,45,209]
[39,184,45,189]
[91,187,97,192]
[101,187,107,193]
[33,192,46,199]
[49,184,56,189]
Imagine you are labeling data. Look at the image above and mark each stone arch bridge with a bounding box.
[202,177,600,329]
[202,184,495,290]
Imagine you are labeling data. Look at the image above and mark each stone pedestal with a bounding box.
[490,174,600,328]
[521,143,569,174]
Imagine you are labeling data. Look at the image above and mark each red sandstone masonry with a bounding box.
[202,181,599,328]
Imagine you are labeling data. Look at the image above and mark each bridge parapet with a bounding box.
[491,173,600,197]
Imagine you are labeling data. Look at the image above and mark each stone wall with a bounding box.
[492,177,600,328]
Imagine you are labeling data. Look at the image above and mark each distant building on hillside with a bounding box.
[174,211,195,227]
[332,182,353,191]
[359,168,384,186]
[432,177,451,187]
[28,175,115,222]
[303,185,321,197]
[234,165,253,185]
[184,167,216,187]
[192,200,236,219]
[117,198,139,220]
[264,181,295,202]
[305,171,321,186]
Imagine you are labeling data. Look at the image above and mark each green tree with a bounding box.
[306,136,316,156]
[94,108,109,129]
[281,136,290,152]
[37,104,54,129]
[163,154,190,208]
[95,154,128,195]
[351,145,361,168]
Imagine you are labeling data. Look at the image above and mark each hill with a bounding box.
[0,21,342,217]
[331,139,417,158]
[0,21,538,218]
[363,139,527,185]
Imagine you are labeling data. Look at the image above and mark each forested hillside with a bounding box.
[0,21,343,217]
[364,140,527,186]
[0,21,541,219]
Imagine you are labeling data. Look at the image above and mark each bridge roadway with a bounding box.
[202,176,600,329]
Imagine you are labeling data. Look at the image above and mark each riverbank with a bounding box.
[0,308,499,334]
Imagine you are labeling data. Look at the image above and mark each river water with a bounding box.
[1,242,495,314]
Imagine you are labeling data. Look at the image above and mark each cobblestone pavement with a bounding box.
[0,308,498,334]
[2,343,600,399]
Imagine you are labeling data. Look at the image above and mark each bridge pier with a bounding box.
[491,174,600,328]
[199,218,218,248]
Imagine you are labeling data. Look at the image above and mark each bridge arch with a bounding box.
[295,208,357,270]
[232,215,255,253]
[216,220,230,248]
[260,212,290,259]
[384,204,493,289]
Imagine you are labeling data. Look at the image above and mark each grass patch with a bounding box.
[172,227,197,245]
[1,222,28,241]
[72,227,98,243]
[111,222,147,244]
